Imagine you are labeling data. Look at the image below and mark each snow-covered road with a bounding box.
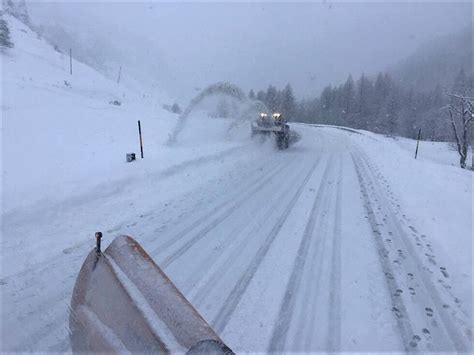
[1,127,472,353]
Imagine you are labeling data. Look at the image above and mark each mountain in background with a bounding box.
[390,28,472,91]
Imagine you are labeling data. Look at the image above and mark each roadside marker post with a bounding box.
[138,120,144,159]
[414,128,421,159]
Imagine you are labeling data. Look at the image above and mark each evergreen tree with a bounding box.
[281,84,296,119]
[341,75,356,125]
[0,15,13,49]
[402,88,420,138]
[372,73,389,132]
[248,89,255,100]
[275,89,283,112]
[452,69,471,96]
[3,0,30,25]
[265,85,278,112]
[256,90,266,102]
[356,73,373,129]
[319,86,335,123]
[385,85,400,135]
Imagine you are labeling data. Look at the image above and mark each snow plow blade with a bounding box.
[69,235,233,354]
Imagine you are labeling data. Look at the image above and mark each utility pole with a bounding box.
[69,48,72,75]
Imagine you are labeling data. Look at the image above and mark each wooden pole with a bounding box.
[414,128,421,159]
[69,48,72,75]
[138,120,144,159]
[117,66,122,84]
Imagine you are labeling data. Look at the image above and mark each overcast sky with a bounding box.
[28,1,472,101]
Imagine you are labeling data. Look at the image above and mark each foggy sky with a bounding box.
[28,1,472,101]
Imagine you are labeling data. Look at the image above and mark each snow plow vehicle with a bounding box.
[251,112,290,149]
[69,233,234,354]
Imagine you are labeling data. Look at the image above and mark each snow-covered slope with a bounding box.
[2,14,178,213]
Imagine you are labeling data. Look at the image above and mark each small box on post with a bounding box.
[126,153,136,162]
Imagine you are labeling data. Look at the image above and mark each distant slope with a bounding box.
[390,28,472,91]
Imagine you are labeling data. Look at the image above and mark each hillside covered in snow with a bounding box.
[2,14,255,216]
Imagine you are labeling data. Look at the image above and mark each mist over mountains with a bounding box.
[25,2,471,102]
[391,28,472,92]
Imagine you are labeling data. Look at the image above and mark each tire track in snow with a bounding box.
[326,156,343,352]
[158,160,296,268]
[211,156,323,332]
[2,154,281,317]
[180,158,309,298]
[352,151,471,352]
[298,168,333,350]
[150,160,287,259]
[268,158,333,352]
[2,154,286,352]
[27,161,287,351]
[287,155,339,351]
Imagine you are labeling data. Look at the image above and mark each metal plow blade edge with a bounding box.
[69,234,233,354]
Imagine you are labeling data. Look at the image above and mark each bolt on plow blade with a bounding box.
[69,235,233,354]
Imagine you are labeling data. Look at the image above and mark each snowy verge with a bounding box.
[311,125,473,323]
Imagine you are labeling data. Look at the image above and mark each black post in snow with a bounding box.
[138,120,144,159]
[95,232,102,254]
[415,128,422,159]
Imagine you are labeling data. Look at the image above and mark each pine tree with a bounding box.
[265,85,278,112]
[3,0,30,25]
[281,84,296,120]
[452,69,470,96]
[356,73,374,129]
[372,73,389,132]
[341,75,356,125]
[385,85,400,135]
[275,89,283,112]
[319,86,335,123]
[0,15,13,49]
[248,89,255,100]
[256,90,266,102]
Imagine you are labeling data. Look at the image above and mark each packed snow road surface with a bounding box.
[1,127,472,353]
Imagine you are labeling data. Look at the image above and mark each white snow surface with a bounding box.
[1,15,472,353]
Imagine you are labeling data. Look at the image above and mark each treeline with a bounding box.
[249,69,473,141]
[249,84,297,121]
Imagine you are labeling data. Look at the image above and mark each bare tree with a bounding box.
[445,93,473,168]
